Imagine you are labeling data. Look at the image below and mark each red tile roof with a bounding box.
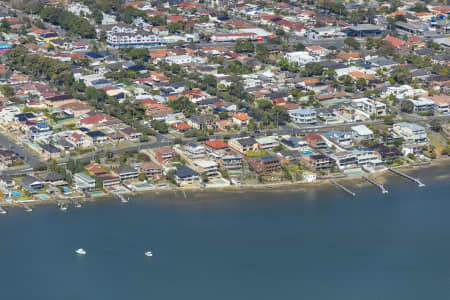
[205,140,228,150]
[384,35,404,49]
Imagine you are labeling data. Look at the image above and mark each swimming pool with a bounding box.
[135,183,151,188]
[63,188,72,194]
[303,150,313,155]
[214,180,227,184]
[38,194,49,200]
[12,192,21,197]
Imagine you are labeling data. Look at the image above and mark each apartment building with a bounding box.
[393,122,428,144]
[288,108,317,124]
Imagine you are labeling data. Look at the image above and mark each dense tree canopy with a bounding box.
[40,6,96,38]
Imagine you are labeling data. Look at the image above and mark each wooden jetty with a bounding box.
[388,168,425,187]
[330,179,356,197]
[362,176,388,194]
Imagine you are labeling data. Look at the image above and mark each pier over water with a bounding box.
[388,168,425,187]
[330,179,356,197]
[362,176,388,194]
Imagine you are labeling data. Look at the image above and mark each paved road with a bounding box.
[0,132,41,167]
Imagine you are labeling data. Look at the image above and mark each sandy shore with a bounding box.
[1,157,449,208]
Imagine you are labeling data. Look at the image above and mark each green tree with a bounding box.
[0,19,11,32]
[430,120,441,132]
[391,66,411,84]
[303,62,323,77]
[355,78,367,90]
[295,43,305,51]
[344,37,360,49]
[95,177,103,190]
[400,100,414,113]
[138,173,147,181]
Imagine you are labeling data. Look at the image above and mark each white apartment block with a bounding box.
[288,108,317,124]
[393,122,428,145]
[410,98,435,113]
[352,98,387,116]
[284,51,318,65]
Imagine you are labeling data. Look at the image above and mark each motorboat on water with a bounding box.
[145,251,153,257]
[60,204,68,211]
[75,248,86,255]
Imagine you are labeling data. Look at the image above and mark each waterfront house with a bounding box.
[138,162,164,180]
[21,175,44,193]
[40,171,65,186]
[217,154,242,171]
[300,154,332,172]
[372,144,402,161]
[99,174,121,188]
[401,143,424,157]
[245,155,281,175]
[174,165,200,186]
[352,149,382,167]
[329,151,358,170]
[111,165,139,181]
[74,172,96,192]
[153,147,175,164]
[192,160,220,179]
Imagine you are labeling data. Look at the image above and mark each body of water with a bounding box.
[0,167,449,299]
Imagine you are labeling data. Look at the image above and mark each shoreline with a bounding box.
[1,157,449,209]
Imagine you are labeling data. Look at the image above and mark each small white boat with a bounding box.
[75,248,86,255]
[60,204,68,211]
[145,251,153,257]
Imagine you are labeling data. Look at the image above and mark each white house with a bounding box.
[288,108,317,124]
[255,136,279,150]
[0,106,21,125]
[409,97,435,113]
[393,122,428,145]
[351,125,374,142]
[284,51,318,65]
[107,30,160,48]
[352,98,387,117]
[431,94,450,114]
